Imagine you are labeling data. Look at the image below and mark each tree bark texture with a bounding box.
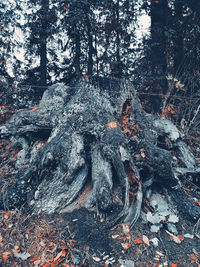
[150,0,168,113]
[0,77,199,227]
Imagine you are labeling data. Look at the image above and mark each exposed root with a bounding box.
[0,78,200,229]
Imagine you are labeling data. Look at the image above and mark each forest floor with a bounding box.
[0,182,199,266]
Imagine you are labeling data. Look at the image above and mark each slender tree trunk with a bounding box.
[95,32,99,75]
[174,1,183,75]
[40,0,49,89]
[150,0,168,113]
[116,0,122,77]
[87,17,93,76]
[75,34,81,75]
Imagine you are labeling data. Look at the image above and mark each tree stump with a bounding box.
[0,77,200,227]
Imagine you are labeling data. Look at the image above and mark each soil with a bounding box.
[0,196,199,267]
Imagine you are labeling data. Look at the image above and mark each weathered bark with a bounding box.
[0,77,199,227]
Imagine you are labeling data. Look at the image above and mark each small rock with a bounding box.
[147,212,165,224]
[184,233,194,239]
[167,223,178,235]
[150,224,162,233]
[150,237,159,247]
[13,252,31,261]
[119,259,135,267]
[168,214,179,223]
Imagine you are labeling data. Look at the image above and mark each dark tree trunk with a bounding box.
[150,0,168,113]
[116,0,122,78]
[88,31,93,76]
[40,0,49,89]
[75,34,81,75]
[86,14,93,76]
[174,0,183,74]
[0,77,200,228]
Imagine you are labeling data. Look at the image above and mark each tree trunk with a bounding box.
[40,0,49,89]
[75,34,81,75]
[86,14,93,76]
[0,77,199,227]
[174,0,183,75]
[150,0,168,113]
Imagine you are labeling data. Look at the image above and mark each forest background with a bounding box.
[0,0,200,130]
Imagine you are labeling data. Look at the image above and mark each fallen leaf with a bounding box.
[49,250,66,264]
[121,243,131,249]
[30,256,39,263]
[40,241,45,247]
[33,259,41,267]
[2,211,11,219]
[142,235,150,246]
[43,264,55,267]
[2,251,11,260]
[12,248,20,253]
[193,197,200,206]
[107,121,118,129]
[122,222,130,234]
[156,251,164,256]
[177,235,184,242]
[29,106,38,112]
[192,248,198,255]
[92,256,101,262]
[133,239,143,244]
[170,264,177,267]
[111,234,119,239]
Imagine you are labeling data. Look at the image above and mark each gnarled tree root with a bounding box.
[0,77,200,228]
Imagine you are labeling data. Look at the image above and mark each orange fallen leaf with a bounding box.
[2,211,11,219]
[194,198,200,206]
[43,264,55,267]
[121,243,131,249]
[107,121,118,129]
[12,248,20,253]
[30,256,39,263]
[49,250,66,264]
[177,235,184,241]
[2,251,11,260]
[29,106,38,112]
[133,239,143,244]
[170,264,177,267]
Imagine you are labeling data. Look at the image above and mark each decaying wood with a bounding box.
[0,77,199,227]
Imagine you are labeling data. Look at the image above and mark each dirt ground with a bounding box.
[0,198,199,267]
